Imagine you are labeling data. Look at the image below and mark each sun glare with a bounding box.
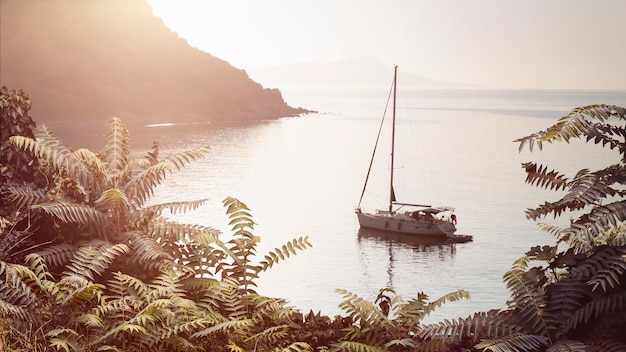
[146,0,354,70]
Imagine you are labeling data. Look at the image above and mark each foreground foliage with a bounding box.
[414,105,626,351]
[1,86,624,351]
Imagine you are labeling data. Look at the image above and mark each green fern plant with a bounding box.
[418,105,626,352]
[331,287,471,351]
[188,197,314,351]
[7,117,212,282]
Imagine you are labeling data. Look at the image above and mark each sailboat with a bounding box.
[355,65,467,239]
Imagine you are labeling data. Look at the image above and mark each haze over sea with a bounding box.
[133,87,625,321]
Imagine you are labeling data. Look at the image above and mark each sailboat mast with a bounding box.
[389,65,397,213]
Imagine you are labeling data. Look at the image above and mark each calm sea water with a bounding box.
[128,88,624,321]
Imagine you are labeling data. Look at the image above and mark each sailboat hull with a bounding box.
[356,211,456,237]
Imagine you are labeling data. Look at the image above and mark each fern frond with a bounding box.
[147,220,221,245]
[521,162,569,192]
[134,198,208,219]
[47,328,81,352]
[62,241,129,280]
[2,262,47,306]
[191,318,252,338]
[474,333,549,352]
[223,197,256,235]
[123,161,172,207]
[165,144,210,171]
[260,236,312,270]
[333,341,386,352]
[106,271,149,299]
[245,324,289,345]
[0,298,33,323]
[36,243,78,267]
[5,186,47,211]
[545,340,586,352]
[418,310,519,345]
[585,246,626,292]
[101,117,130,177]
[73,148,108,183]
[281,342,313,352]
[24,253,53,281]
[423,289,471,317]
[10,127,93,190]
[566,291,626,332]
[121,231,173,263]
[515,105,626,150]
[585,339,626,352]
[557,201,626,251]
[502,256,552,335]
[33,202,111,238]
[384,338,415,349]
[93,188,130,212]
[569,245,626,289]
[75,312,103,328]
[56,275,104,307]
[545,280,589,333]
[335,288,393,331]
[212,276,249,319]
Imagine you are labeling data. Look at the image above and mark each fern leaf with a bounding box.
[281,342,313,352]
[223,197,256,234]
[567,291,626,331]
[62,241,129,280]
[134,198,208,218]
[5,186,47,211]
[245,324,289,345]
[57,276,104,307]
[557,201,626,251]
[93,188,130,212]
[2,262,46,307]
[515,105,626,149]
[101,117,130,177]
[121,231,173,263]
[545,340,586,352]
[423,289,471,317]
[335,288,393,331]
[123,161,172,207]
[0,298,33,323]
[165,144,210,171]
[502,256,552,335]
[107,271,149,299]
[33,202,111,238]
[521,162,569,192]
[24,253,53,281]
[191,319,252,337]
[545,280,589,333]
[585,339,626,352]
[474,333,549,352]
[147,220,221,245]
[36,243,78,267]
[10,127,94,190]
[333,341,386,352]
[260,236,312,271]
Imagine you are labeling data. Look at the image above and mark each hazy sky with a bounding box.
[147,0,626,89]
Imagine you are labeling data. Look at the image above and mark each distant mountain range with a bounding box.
[248,56,473,89]
[0,0,308,128]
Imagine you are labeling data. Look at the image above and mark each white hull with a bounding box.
[356,210,456,237]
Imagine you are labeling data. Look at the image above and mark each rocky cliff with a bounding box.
[0,0,308,126]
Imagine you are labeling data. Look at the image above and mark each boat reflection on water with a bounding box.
[357,227,467,256]
[356,228,469,288]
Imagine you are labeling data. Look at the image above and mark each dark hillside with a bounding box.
[0,0,307,127]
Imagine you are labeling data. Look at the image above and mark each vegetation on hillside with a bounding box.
[1,86,624,351]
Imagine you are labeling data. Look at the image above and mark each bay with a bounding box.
[141,87,625,321]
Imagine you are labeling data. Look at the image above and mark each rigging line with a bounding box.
[357,73,396,208]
